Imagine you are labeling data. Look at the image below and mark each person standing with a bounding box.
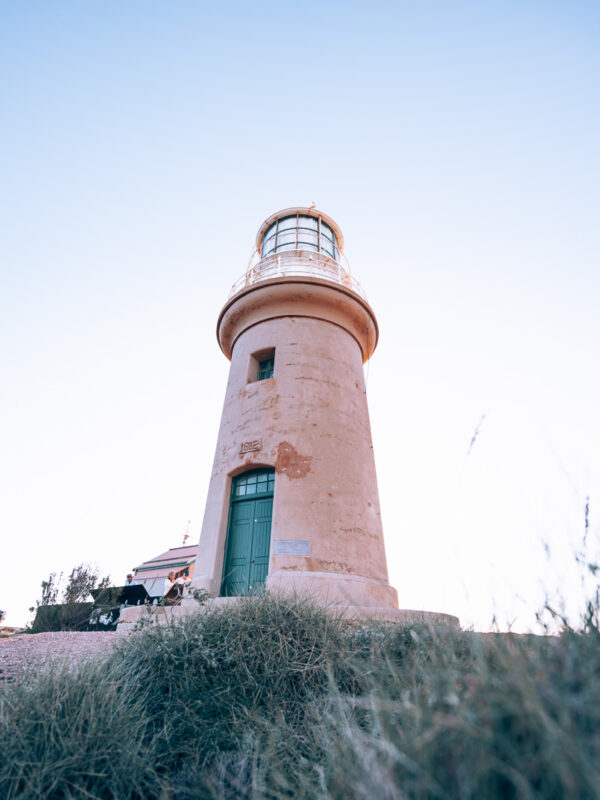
[164,571,176,594]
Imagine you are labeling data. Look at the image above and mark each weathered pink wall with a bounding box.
[194,277,399,611]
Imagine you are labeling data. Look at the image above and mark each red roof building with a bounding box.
[132,545,196,596]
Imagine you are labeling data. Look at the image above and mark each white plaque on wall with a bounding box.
[273,539,310,556]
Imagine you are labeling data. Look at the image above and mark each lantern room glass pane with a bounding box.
[262,234,276,256]
[321,222,335,241]
[297,229,318,245]
[298,215,318,230]
[277,231,296,247]
[261,224,277,257]
[277,215,296,231]
[300,228,318,238]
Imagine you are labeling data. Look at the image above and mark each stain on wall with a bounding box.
[275,441,312,479]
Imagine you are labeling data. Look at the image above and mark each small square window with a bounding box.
[258,357,274,380]
[248,348,275,383]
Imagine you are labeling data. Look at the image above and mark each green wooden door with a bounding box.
[221,469,274,596]
[222,500,254,596]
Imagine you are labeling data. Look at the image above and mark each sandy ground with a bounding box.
[0,631,125,682]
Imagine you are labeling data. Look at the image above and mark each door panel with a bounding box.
[249,497,273,590]
[222,500,254,596]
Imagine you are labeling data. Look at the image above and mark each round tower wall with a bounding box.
[194,280,398,610]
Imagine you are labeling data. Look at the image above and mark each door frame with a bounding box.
[220,467,275,596]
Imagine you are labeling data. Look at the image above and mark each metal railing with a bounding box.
[228,251,367,300]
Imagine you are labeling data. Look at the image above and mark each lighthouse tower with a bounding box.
[194,207,399,616]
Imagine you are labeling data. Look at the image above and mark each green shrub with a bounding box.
[243,628,600,800]
[110,594,352,769]
[0,659,160,800]
[29,602,95,633]
[2,594,600,799]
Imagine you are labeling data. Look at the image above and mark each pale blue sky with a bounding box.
[1,1,599,628]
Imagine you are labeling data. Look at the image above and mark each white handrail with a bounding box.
[229,251,367,301]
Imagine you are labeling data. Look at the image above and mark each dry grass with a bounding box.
[1,594,600,799]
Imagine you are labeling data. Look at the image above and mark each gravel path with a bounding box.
[0,631,125,682]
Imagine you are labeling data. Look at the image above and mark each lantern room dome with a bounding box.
[227,207,365,300]
[256,207,344,260]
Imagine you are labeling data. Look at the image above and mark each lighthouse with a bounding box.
[193,207,400,616]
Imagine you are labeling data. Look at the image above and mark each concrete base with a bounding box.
[117,596,459,632]
[266,570,400,609]
[336,606,460,626]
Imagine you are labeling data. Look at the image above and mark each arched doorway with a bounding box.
[221,468,275,596]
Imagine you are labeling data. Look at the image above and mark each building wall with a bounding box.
[195,280,398,610]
